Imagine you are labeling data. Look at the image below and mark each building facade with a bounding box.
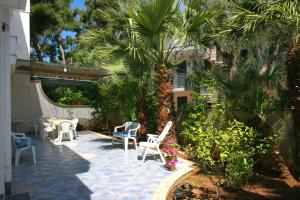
[0,0,30,198]
[170,47,222,109]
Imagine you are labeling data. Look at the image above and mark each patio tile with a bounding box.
[11,131,182,200]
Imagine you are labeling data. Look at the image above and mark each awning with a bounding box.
[31,76,97,87]
[15,59,109,81]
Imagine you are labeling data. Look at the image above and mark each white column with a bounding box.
[0,6,6,198]
[4,9,12,187]
[1,7,12,194]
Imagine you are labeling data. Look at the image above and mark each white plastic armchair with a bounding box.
[71,118,79,138]
[11,132,37,166]
[139,121,173,164]
[112,122,140,152]
[55,120,74,144]
[113,122,132,133]
[41,122,53,140]
[27,119,40,136]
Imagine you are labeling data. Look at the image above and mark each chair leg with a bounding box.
[15,150,20,166]
[133,138,137,150]
[124,138,128,152]
[58,132,62,144]
[74,130,77,138]
[141,147,149,163]
[32,146,36,164]
[156,144,166,164]
[69,131,73,143]
[34,126,38,137]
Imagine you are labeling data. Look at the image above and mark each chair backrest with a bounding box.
[125,122,140,137]
[11,133,18,149]
[157,121,173,142]
[124,122,132,130]
[59,121,73,132]
[72,118,79,129]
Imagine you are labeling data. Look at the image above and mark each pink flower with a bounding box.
[169,159,178,165]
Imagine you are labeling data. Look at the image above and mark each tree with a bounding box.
[30,0,80,62]
[82,0,217,141]
[219,0,300,188]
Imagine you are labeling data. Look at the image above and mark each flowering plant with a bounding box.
[162,138,179,170]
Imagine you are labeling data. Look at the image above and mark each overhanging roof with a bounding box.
[0,0,28,10]
[15,59,109,81]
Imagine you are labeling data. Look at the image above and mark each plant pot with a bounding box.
[165,156,177,171]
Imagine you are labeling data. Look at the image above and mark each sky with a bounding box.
[70,0,86,10]
[62,0,86,39]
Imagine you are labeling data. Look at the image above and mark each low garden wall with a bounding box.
[35,81,95,129]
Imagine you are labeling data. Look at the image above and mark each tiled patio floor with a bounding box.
[11,131,188,200]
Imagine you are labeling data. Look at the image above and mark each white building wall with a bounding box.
[0,0,29,197]
[10,1,30,60]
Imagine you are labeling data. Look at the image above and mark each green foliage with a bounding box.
[30,0,80,62]
[91,77,140,130]
[145,94,158,134]
[225,151,253,189]
[42,80,98,106]
[181,101,276,189]
[57,88,89,106]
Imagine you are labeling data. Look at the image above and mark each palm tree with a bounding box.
[223,0,300,188]
[82,0,218,141]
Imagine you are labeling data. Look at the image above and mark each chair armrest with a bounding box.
[128,128,138,137]
[24,137,32,147]
[147,134,158,138]
[114,124,125,132]
[12,132,26,138]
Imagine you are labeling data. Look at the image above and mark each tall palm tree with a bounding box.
[82,0,218,140]
[224,0,300,188]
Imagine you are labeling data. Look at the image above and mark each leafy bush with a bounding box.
[181,101,275,189]
[57,88,89,105]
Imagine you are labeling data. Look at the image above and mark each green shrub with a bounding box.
[58,88,89,105]
[225,151,253,189]
[181,102,275,189]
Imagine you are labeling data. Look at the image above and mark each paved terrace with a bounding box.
[11,131,192,200]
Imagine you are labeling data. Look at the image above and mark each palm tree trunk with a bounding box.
[286,43,300,171]
[156,64,176,141]
[229,54,238,80]
[137,96,148,140]
[261,121,300,188]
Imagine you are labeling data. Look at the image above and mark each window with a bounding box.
[176,61,187,73]
[177,96,188,108]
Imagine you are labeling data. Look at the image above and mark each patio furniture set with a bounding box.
[112,121,173,164]
[11,119,173,167]
[11,118,79,166]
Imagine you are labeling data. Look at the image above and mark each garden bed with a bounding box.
[168,167,300,200]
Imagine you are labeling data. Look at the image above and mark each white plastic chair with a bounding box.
[139,121,173,164]
[27,119,39,136]
[41,122,53,140]
[11,132,37,166]
[71,118,79,138]
[112,122,140,152]
[55,120,74,144]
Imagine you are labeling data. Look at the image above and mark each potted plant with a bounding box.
[162,138,179,171]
